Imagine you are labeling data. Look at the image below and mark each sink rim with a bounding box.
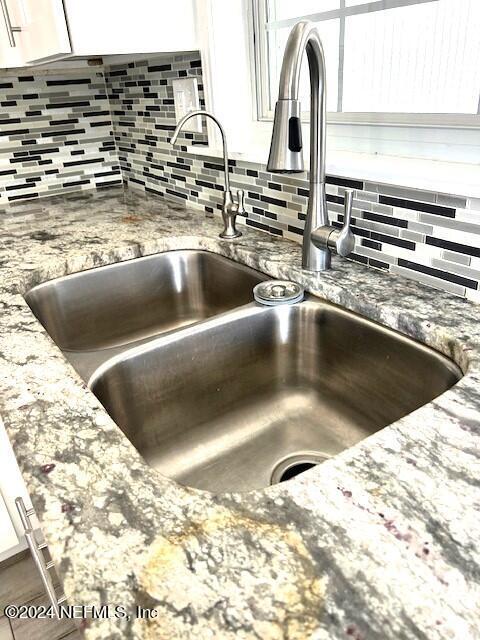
[20,245,472,378]
[18,244,472,497]
[23,247,269,354]
[89,294,464,389]
[23,247,267,295]
[88,293,464,494]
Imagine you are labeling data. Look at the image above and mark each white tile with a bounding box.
[429,225,480,247]
[465,289,480,304]
[354,245,396,264]
[455,208,480,224]
[467,197,480,212]
[390,265,466,297]
[392,206,419,222]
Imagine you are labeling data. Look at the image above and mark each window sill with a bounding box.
[195,0,480,202]
[186,143,480,200]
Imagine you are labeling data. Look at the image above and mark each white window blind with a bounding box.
[255,0,480,123]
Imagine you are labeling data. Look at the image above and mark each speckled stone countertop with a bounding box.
[1,186,479,640]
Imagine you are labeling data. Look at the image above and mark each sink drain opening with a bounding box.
[278,462,316,482]
[270,452,330,485]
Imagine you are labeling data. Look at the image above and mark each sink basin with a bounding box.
[90,298,462,493]
[25,250,266,379]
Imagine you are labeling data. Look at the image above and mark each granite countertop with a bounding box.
[1,186,479,640]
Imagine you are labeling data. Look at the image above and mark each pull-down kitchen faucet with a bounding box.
[171,110,244,239]
[267,20,354,271]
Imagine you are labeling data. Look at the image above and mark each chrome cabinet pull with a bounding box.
[15,497,66,618]
[0,0,21,47]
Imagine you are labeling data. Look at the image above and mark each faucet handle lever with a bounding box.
[326,189,355,258]
[343,189,353,230]
[236,189,245,214]
[220,188,243,240]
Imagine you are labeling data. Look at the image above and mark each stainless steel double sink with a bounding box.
[26,250,462,493]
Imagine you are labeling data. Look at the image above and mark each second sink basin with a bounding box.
[91,298,462,493]
[25,250,266,378]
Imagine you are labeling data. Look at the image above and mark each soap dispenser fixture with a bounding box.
[170,110,244,239]
[267,20,355,271]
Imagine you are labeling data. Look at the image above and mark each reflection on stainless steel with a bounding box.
[267,20,355,271]
[26,249,462,494]
[171,110,244,239]
[25,250,266,379]
[91,299,462,493]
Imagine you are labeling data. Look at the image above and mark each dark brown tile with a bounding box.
[9,594,76,640]
[60,631,82,639]
[0,553,47,614]
[0,617,14,640]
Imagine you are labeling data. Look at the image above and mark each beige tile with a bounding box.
[0,617,14,640]
[9,594,76,640]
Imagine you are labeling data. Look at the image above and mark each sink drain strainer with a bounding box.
[270,451,330,484]
[253,280,304,306]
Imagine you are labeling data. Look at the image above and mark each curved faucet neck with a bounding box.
[171,109,232,197]
[277,21,326,184]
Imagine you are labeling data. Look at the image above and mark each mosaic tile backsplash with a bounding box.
[105,53,480,303]
[1,53,479,303]
[0,68,120,207]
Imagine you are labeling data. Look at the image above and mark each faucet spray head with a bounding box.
[267,99,304,174]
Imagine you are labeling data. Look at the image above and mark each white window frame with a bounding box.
[252,0,480,129]
[193,0,480,196]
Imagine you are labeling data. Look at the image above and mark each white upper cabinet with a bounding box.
[0,417,30,562]
[0,0,198,68]
[16,0,72,63]
[0,27,23,68]
[0,0,27,67]
[0,0,71,68]
[64,0,198,56]
[0,492,19,561]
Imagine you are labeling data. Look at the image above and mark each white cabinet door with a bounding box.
[0,0,24,67]
[15,0,71,63]
[0,491,18,557]
[1,0,197,67]
[0,34,23,68]
[0,417,29,561]
[64,0,197,56]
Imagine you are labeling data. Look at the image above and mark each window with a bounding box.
[253,0,480,125]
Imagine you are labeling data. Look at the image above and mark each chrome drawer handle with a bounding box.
[0,0,21,47]
[15,497,66,617]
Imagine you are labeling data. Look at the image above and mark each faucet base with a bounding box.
[302,242,331,272]
[302,181,331,272]
[219,230,242,240]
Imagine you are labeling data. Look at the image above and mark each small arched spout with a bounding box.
[266,21,354,272]
[170,110,243,239]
